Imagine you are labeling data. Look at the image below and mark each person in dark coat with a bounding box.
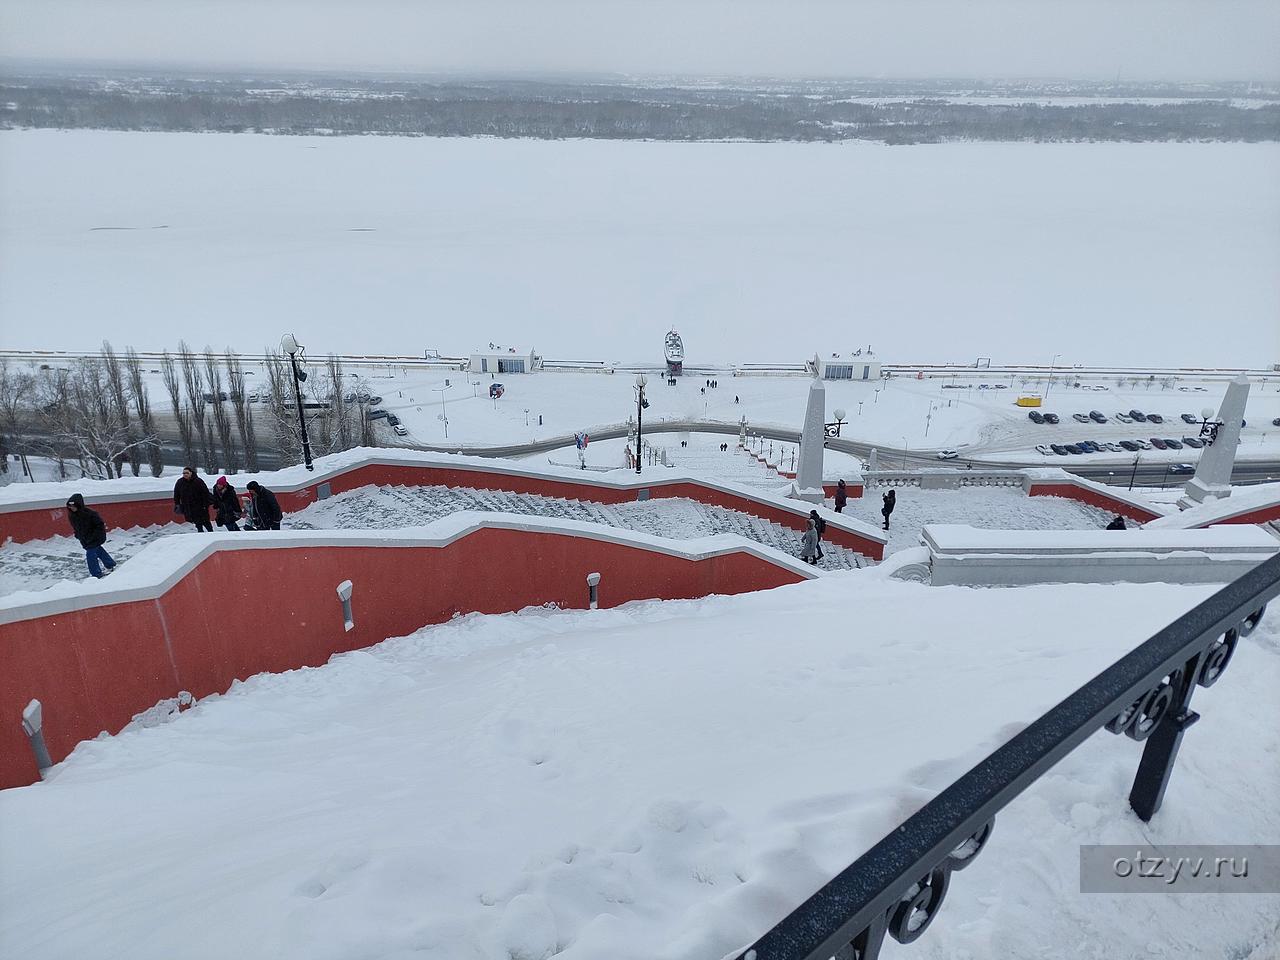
[67,493,116,578]
[834,479,848,513]
[808,509,826,560]
[212,476,243,531]
[1106,515,1127,530]
[246,481,282,530]
[173,466,212,532]
[881,488,896,531]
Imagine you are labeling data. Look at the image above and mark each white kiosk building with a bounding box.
[468,344,541,375]
[814,349,881,381]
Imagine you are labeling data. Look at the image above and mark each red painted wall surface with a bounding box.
[1183,504,1280,527]
[0,461,881,558]
[1027,482,1161,524]
[0,529,804,789]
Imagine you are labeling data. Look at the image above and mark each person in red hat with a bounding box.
[211,475,244,532]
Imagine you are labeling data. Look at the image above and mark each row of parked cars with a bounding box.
[1035,436,1205,457]
[1027,408,1205,426]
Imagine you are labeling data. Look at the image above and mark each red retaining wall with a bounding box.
[0,527,806,790]
[0,458,883,560]
[1026,481,1162,524]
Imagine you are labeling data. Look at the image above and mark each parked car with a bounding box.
[1182,437,1204,448]
[1028,410,1045,424]
[1104,442,1124,452]
[1150,437,1169,450]
[1051,444,1070,455]
[1273,417,1280,427]
[1088,410,1107,423]
[1134,439,1152,450]
[1163,438,1183,449]
[343,393,356,404]
[1181,413,1199,424]
[1169,463,1195,475]
[386,414,401,427]
[936,449,959,459]
[1129,410,1147,422]
[993,384,1008,389]
[1072,413,1090,423]
[247,392,260,403]
[1115,412,1133,423]
[1119,440,1141,451]
[1043,413,1060,424]
[1064,444,1084,455]
[368,396,383,405]
[366,408,389,420]
[393,424,409,437]
[1147,413,1164,424]
[1035,444,1053,456]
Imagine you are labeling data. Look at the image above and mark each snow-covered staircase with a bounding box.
[296,484,867,571]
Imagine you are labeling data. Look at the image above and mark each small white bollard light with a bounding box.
[21,698,52,777]
[586,572,602,610]
[336,580,355,632]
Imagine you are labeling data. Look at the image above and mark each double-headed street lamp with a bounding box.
[1045,352,1062,399]
[634,374,649,475]
[280,333,314,471]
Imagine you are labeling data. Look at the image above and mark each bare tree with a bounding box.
[125,348,165,476]
[264,349,302,467]
[102,341,140,476]
[179,342,214,472]
[39,359,154,478]
[203,348,239,473]
[161,351,195,467]
[225,350,259,472]
[0,359,37,480]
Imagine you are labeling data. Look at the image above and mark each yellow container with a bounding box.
[1016,395,1043,407]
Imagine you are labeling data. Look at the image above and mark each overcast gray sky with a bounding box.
[1,0,1277,79]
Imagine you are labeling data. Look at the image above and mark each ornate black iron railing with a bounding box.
[735,552,1280,960]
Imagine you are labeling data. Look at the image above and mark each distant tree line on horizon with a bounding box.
[2,74,1277,143]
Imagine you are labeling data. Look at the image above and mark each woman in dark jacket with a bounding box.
[173,466,213,532]
[834,479,848,513]
[67,493,116,578]
[211,476,243,531]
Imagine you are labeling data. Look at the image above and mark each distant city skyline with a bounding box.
[2,1,1277,82]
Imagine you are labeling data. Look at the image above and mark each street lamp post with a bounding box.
[433,384,452,439]
[901,435,909,470]
[280,333,314,471]
[634,374,648,475]
[833,408,846,435]
[1045,352,1061,399]
[1128,454,1140,491]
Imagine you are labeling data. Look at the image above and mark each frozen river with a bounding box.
[0,130,1276,368]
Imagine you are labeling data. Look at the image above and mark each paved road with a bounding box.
[22,417,1280,491]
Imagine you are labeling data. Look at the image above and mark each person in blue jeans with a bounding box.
[66,493,116,579]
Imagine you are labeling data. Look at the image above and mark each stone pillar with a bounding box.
[739,415,748,446]
[868,447,879,473]
[792,371,826,503]
[1179,374,1249,509]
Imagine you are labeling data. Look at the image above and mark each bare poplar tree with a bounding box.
[39,359,154,479]
[161,351,195,467]
[203,348,239,473]
[179,342,214,472]
[225,349,259,472]
[264,349,302,467]
[101,341,140,475]
[124,348,165,476]
[0,359,37,480]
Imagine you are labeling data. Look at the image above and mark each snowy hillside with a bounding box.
[1,577,1276,959]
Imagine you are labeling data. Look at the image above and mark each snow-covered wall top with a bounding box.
[922,523,1278,554]
[1021,468,1172,521]
[1145,482,1280,529]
